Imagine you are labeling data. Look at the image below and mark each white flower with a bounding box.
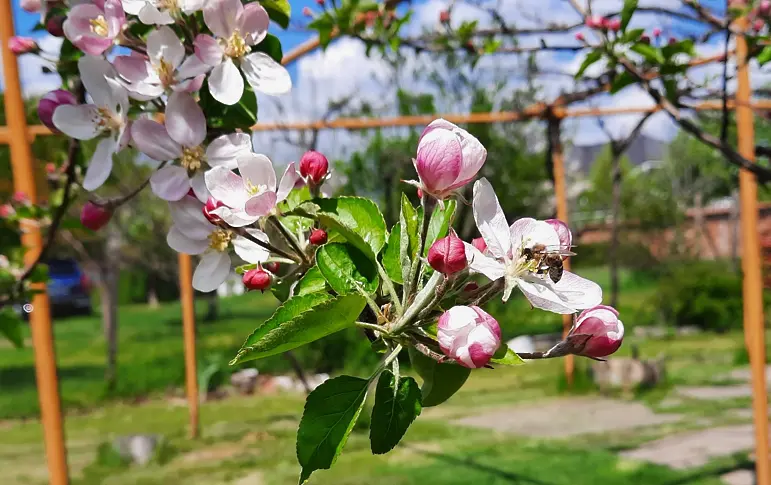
[464,178,602,314]
[52,56,130,191]
[166,195,270,292]
[131,91,253,202]
[113,26,209,100]
[204,153,300,227]
[194,0,291,105]
[122,0,203,25]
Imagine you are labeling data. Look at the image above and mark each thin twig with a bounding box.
[235,227,302,263]
[268,215,308,264]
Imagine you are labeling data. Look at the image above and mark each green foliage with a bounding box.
[0,308,23,349]
[399,195,420,282]
[571,241,659,271]
[620,0,638,32]
[297,375,370,484]
[295,266,330,296]
[408,347,471,407]
[424,200,456,256]
[381,222,403,284]
[258,0,291,29]
[369,370,422,454]
[314,197,388,259]
[198,78,257,132]
[490,344,525,366]
[576,50,602,78]
[316,243,379,295]
[253,33,283,63]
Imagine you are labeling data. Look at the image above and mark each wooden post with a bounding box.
[0,1,70,483]
[178,253,199,439]
[736,23,771,485]
[548,116,574,387]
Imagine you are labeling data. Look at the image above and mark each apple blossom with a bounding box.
[428,231,467,276]
[203,197,225,224]
[21,0,42,13]
[113,27,209,100]
[439,10,450,23]
[46,163,57,174]
[12,192,28,204]
[411,119,487,199]
[299,150,329,185]
[568,305,624,358]
[53,57,130,191]
[309,228,328,245]
[9,37,39,55]
[121,0,203,25]
[464,178,602,313]
[205,153,301,226]
[63,0,125,56]
[545,219,572,249]
[0,204,15,218]
[437,305,501,368]
[80,201,112,230]
[653,27,662,37]
[243,267,272,291]
[38,89,77,132]
[575,32,585,42]
[166,196,271,292]
[585,15,604,29]
[194,0,291,105]
[761,0,771,15]
[606,18,621,32]
[302,6,312,16]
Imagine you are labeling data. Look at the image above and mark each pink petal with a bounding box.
[203,0,242,38]
[83,136,117,191]
[113,55,151,83]
[415,128,462,195]
[194,34,223,67]
[147,25,185,69]
[241,52,292,96]
[167,226,209,255]
[208,58,244,105]
[238,2,269,45]
[176,55,212,79]
[244,191,278,217]
[150,165,191,201]
[131,119,181,161]
[165,91,206,147]
[237,153,276,190]
[204,166,249,209]
[206,133,253,169]
[472,178,511,260]
[103,0,126,37]
[193,252,231,292]
[276,162,300,202]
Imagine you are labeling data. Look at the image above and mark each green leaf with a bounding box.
[295,266,329,296]
[199,78,258,132]
[662,39,695,59]
[369,370,422,454]
[316,243,379,295]
[28,264,48,284]
[610,71,636,94]
[297,376,369,484]
[490,344,525,366]
[759,46,771,66]
[631,43,664,64]
[253,33,283,63]
[0,309,23,349]
[231,293,366,364]
[620,0,637,32]
[575,50,602,78]
[308,15,335,47]
[381,223,403,284]
[400,195,419,284]
[259,0,291,29]
[620,28,645,44]
[315,197,388,260]
[408,348,470,407]
[423,200,456,256]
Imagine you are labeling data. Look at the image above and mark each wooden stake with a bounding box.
[736,22,771,485]
[178,253,200,439]
[0,1,69,483]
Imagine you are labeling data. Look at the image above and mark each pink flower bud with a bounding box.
[0,204,15,218]
[21,0,42,12]
[45,163,56,174]
[38,89,77,133]
[202,197,224,224]
[316,0,324,5]
[761,0,771,15]
[302,6,312,16]
[417,188,424,199]
[585,15,604,29]
[309,228,328,245]
[12,191,28,204]
[300,150,329,185]
[653,27,662,37]
[439,10,450,23]
[264,261,280,274]
[669,36,678,44]
[607,18,621,32]
[9,37,38,55]
[471,237,487,253]
[415,119,486,198]
[80,202,112,231]
[575,32,585,42]
[428,231,467,276]
[545,219,572,249]
[46,15,65,38]
[243,268,272,292]
[572,305,624,358]
[640,35,651,44]
[754,19,765,31]
[437,305,501,368]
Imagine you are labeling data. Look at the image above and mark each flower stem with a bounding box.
[356,321,389,335]
[269,216,308,264]
[377,262,403,316]
[391,271,443,334]
[403,193,435,308]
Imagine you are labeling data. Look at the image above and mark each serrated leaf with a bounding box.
[490,344,525,366]
[381,223,403,284]
[295,266,329,296]
[370,370,421,454]
[610,71,636,94]
[253,33,283,63]
[0,309,24,349]
[297,376,369,484]
[620,0,637,32]
[316,243,379,295]
[260,0,291,29]
[575,50,602,78]
[231,293,365,364]
[400,195,419,285]
[315,197,387,260]
[423,200,456,256]
[408,347,470,407]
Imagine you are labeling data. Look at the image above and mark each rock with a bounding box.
[231,368,260,395]
[507,336,535,354]
[265,373,330,393]
[721,470,754,485]
[590,356,666,392]
[112,435,161,466]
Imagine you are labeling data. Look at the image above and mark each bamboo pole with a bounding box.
[736,21,770,485]
[178,253,199,439]
[0,1,70,483]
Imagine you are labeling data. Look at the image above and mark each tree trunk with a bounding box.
[731,189,741,270]
[205,293,219,322]
[100,264,119,392]
[284,351,311,394]
[609,153,622,309]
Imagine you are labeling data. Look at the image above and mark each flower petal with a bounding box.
[238,2,269,45]
[233,229,270,263]
[167,225,208,254]
[203,0,242,38]
[193,252,231,292]
[79,56,118,108]
[52,104,101,140]
[210,206,259,227]
[176,55,212,79]
[169,196,215,240]
[138,2,174,24]
[191,172,209,203]
[464,243,506,281]
[206,133,253,169]
[165,91,206,147]
[241,52,292,96]
[150,165,191,201]
[518,271,602,315]
[276,161,300,202]
[238,153,276,190]
[147,25,185,69]
[472,178,511,260]
[509,218,561,252]
[204,166,249,209]
[208,58,244,105]
[113,55,150,82]
[83,136,117,191]
[244,191,278,217]
[131,119,181,160]
[121,0,145,15]
[193,34,223,67]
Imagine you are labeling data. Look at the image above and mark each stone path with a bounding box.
[677,385,753,400]
[728,365,771,385]
[721,470,754,485]
[619,425,755,469]
[452,397,680,438]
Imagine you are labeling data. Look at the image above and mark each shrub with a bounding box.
[571,241,659,272]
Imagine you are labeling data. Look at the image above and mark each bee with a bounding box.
[522,243,575,284]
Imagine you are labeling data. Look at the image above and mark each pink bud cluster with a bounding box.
[437,305,501,368]
[749,1,771,32]
[584,15,621,32]
[9,37,39,55]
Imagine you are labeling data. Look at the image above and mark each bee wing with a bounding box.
[541,245,576,257]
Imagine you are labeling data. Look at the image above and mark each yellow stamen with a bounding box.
[89,16,109,37]
[180,145,205,172]
[208,229,232,252]
[157,58,175,87]
[245,179,268,196]
[95,107,123,132]
[158,0,180,14]
[224,30,248,58]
